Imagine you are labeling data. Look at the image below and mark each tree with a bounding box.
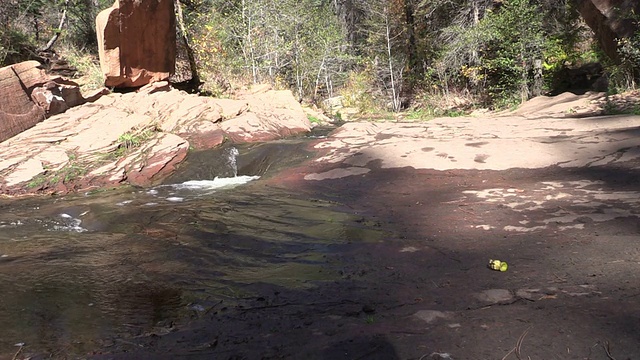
[185,0,349,100]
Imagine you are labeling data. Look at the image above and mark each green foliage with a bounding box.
[0,28,36,66]
[611,27,640,91]
[339,67,380,112]
[118,132,142,149]
[26,174,48,189]
[185,0,351,100]
[117,127,155,151]
[61,162,87,183]
[59,45,104,90]
[307,114,321,124]
[429,0,595,108]
[62,0,114,49]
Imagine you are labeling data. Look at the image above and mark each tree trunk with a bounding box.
[384,7,400,112]
[175,0,201,87]
[573,0,640,63]
[39,0,69,52]
[403,0,421,97]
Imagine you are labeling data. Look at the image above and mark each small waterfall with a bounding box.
[225,147,240,177]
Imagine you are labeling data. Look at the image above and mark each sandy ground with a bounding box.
[89,94,640,359]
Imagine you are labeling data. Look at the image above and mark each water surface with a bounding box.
[0,140,383,357]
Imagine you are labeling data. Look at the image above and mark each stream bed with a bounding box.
[0,137,386,358]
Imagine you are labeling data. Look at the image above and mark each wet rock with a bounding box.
[516,288,543,301]
[304,167,370,181]
[425,353,454,360]
[362,304,376,314]
[96,0,176,88]
[413,310,451,324]
[475,289,513,304]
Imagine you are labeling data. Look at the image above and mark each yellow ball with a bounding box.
[499,262,508,272]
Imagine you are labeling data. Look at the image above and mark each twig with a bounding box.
[601,340,617,360]
[501,326,531,360]
[501,347,515,360]
[12,344,23,360]
[515,327,531,360]
[204,299,224,315]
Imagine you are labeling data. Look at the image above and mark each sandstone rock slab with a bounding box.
[96,0,176,88]
[0,61,47,143]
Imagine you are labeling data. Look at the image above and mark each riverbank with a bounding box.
[2,89,640,359]
[0,82,312,196]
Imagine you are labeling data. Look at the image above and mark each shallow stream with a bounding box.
[0,136,384,357]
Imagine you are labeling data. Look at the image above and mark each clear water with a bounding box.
[0,140,383,358]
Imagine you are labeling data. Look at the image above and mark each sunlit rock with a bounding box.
[96,0,176,88]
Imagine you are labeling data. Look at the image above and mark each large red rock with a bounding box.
[0,62,48,143]
[576,0,640,62]
[96,0,176,88]
[0,61,108,143]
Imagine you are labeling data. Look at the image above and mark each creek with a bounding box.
[0,133,385,357]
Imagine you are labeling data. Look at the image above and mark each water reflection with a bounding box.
[0,161,383,358]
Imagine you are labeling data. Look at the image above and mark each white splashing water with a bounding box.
[174,176,261,190]
[50,213,87,233]
[226,147,240,177]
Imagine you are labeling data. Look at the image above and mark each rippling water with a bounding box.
[0,139,383,358]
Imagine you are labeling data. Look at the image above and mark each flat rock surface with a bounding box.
[0,84,310,193]
[85,92,640,359]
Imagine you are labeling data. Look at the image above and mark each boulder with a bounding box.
[0,61,109,143]
[96,0,176,88]
[0,85,311,194]
[222,90,312,143]
[0,61,47,143]
[576,0,640,63]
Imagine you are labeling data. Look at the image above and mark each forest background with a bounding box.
[0,0,639,117]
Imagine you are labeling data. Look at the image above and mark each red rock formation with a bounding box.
[576,0,640,62]
[96,0,176,88]
[0,61,108,143]
[0,62,48,143]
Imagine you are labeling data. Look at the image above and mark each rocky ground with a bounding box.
[74,92,640,359]
[0,82,312,195]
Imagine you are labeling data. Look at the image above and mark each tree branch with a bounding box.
[39,0,69,52]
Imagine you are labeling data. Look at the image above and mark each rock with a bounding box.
[96,0,176,88]
[475,289,513,304]
[0,61,47,143]
[124,133,189,187]
[304,167,370,181]
[0,61,107,143]
[0,85,311,194]
[303,106,335,125]
[222,90,311,142]
[413,310,451,324]
[322,96,344,111]
[516,288,543,301]
[3,158,45,187]
[425,353,454,360]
